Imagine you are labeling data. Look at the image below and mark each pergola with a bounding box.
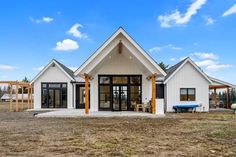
[209,77,234,109]
[0,81,33,112]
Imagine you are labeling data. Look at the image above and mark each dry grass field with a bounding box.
[0,101,236,157]
[0,101,31,112]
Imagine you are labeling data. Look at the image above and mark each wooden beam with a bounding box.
[214,88,217,108]
[9,84,12,112]
[27,86,30,109]
[209,85,230,89]
[84,73,89,114]
[16,83,19,112]
[152,74,157,114]
[29,86,33,109]
[227,88,230,109]
[0,81,29,86]
[21,85,24,111]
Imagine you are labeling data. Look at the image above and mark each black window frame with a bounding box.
[41,82,68,108]
[180,88,196,101]
[98,75,142,111]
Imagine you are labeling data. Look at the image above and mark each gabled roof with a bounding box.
[165,58,188,82]
[53,60,75,79]
[164,57,212,84]
[74,27,166,77]
[30,59,75,84]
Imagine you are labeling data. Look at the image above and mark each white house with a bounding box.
[30,27,234,114]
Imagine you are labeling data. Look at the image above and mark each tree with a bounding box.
[18,77,30,93]
[230,88,236,104]
[158,62,169,72]
[22,76,29,83]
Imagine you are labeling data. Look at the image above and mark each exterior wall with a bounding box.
[166,62,210,112]
[33,64,73,109]
[89,52,152,111]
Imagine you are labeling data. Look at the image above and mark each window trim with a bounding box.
[180,88,196,101]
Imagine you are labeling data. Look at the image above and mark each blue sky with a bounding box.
[0,0,236,84]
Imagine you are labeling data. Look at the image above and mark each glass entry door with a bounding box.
[112,85,128,111]
[48,89,61,108]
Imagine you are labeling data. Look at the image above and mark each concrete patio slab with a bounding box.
[33,109,165,118]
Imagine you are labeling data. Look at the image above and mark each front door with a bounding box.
[76,84,90,109]
[112,85,128,111]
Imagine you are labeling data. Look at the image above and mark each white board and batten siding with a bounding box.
[33,64,73,109]
[166,62,210,112]
[89,50,153,111]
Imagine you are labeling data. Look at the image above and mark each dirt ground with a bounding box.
[0,102,236,157]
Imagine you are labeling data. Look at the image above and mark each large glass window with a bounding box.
[180,88,196,101]
[99,76,110,84]
[112,76,128,84]
[41,88,48,108]
[130,86,141,104]
[41,83,67,108]
[130,76,141,85]
[99,85,111,109]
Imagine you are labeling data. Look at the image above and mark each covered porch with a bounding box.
[209,77,235,109]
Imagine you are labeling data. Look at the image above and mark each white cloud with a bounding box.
[203,16,214,25]
[222,4,236,17]
[149,44,182,52]
[195,59,216,67]
[30,16,54,24]
[170,58,176,61]
[193,52,232,72]
[167,44,182,50]
[192,52,218,60]
[149,47,161,53]
[0,64,17,70]
[195,59,232,72]
[206,64,232,72]
[67,23,88,39]
[158,0,207,28]
[32,66,44,71]
[54,39,79,51]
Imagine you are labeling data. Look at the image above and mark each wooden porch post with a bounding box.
[27,86,30,109]
[21,85,24,111]
[9,84,12,112]
[84,73,89,114]
[226,88,230,109]
[30,86,33,109]
[152,74,157,114]
[16,82,19,112]
[214,88,217,108]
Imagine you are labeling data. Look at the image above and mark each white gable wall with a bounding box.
[33,64,73,109]
[89,50,152,111]
[166,62,210,112]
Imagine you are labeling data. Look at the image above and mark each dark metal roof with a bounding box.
[165,57,189,81]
